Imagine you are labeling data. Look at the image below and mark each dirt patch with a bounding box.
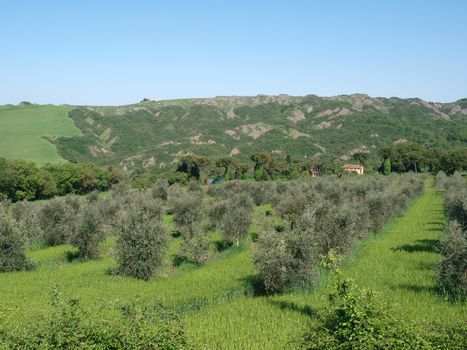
[160,140,181,147]
[230,147,240,156]
[394,138,408,144]
[305,105,314,113]
[288,108,305,122]
[337,108,352,116]
[225,129,241,141]
[226,110,236,119]
[144,156,156,168]
[289,129,311,139]
[315,121,332,130]
[237,123,271,139]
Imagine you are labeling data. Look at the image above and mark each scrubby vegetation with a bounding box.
[436,172,466,300]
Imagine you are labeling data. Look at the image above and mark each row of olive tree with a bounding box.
[436,172,466,300]
[253,174,424,293]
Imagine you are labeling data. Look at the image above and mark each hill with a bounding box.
[52,94,467,171]
[0,104,80,165]
[2,95,466,170]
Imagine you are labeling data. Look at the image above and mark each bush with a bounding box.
[152,179,169,201]
[114,201,168,280]
[219,193,253,246]
[2,288,191,349]
[174,225,212,265]
[38,196,81,246]
[70,203,105,259]
[437,221,467,301]
[295,253,430,349]
[172,192,204,237]
[435,171,447,191]
[9,201,42,247]
[0,209,34,272]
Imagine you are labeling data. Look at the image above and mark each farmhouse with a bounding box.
[343,163,364,175]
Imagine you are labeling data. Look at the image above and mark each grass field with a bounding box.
[0,178,465,349]
[0,104,80,164]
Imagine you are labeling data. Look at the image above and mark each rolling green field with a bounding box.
[0,104,80,164]
[0,179,465,349]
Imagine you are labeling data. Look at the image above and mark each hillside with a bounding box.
[2,95,466,170]
[0,103,80,164]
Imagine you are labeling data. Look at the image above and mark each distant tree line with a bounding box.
[0,157,122,202]
[379,143,467,175]
[135,143,467,186]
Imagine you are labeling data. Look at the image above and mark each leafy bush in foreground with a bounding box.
[1,288,190,349]
[295,254,430,350]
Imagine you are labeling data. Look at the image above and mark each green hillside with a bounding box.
[0,104,80,165]
[52,94,467,171]
[1,95,466,169]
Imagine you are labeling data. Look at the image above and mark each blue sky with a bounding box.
[0,0,466,105]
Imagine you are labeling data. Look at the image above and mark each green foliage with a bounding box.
[114,200,168,280]
[219,193,253,246]
[38,196,81,246]
[0,158,57,201]
[0,157,121,202]
[0,207,34,272]
[174,225,212,265]
[437,221,467,300]
[70,203,105,260]
[437,175,466,300]
[383,158,391,175]
[152,179,169,201]
[1,287,191,349]
[296,252,430,349]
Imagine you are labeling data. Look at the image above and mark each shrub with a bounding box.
[70,203,105,259]
[435,171,447,191]
[2,288,191,349]
[38,196,80,246]
[9,201,42,246]
[114,201,168,280]
[172,192,204,237]
[219,193,253,246]
[437,220,467,301]
[296,253,430,349]
[152,179,169,201]
[0,209,34,272]
[174,225,212,265]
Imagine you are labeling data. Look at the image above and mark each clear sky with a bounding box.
[1,0,466,105]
